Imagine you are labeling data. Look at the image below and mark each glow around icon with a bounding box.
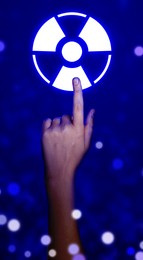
[32,12,112,91]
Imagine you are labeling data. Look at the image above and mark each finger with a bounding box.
[72,77,84,127]
[51,117,61,127]
[61,115,72,127]
[42,118,52,132]
[85,109,95,150]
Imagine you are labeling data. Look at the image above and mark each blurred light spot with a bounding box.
[112,158,124,170]
[71,210,82,220]
[95,141,103,149]
[8,244,16,253]
[139,241,143,250]
[126,247,135,255]
[101,231,115,245]
[24,251,31,258]
[40,235,51,246]
[48,249,57,257]
[0,189,2,195]
[68,244,80,255]
[0,214,7,225]
[7,219,21,232]
[134,46,143,56]
[135,251,143,260]
[72,254,86,260]
[7,183,20,196]
[0,41,5,52]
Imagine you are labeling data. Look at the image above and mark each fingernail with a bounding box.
[73,77,80,86]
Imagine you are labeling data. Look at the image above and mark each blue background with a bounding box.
[0,0,143,259]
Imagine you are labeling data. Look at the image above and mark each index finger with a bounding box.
[72,77,84,127]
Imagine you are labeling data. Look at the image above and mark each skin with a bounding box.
[42,78,95,259]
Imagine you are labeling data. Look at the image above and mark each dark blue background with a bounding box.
[0,0,143,259]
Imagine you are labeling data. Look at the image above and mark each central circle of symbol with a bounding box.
[32,12,112,91]
[62,41,83,62]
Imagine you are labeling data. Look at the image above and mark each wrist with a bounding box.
[46,174,74,214]
[45,167,75,184]
[47,174,73,191]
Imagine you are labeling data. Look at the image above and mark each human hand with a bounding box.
[42,78,95,182]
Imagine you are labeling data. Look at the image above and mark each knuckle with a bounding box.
[45,118,51,124]
[53,117,61,123]
[53,118,57,122]
[62,115,70,122]
[61,116,66,121]
[62,114,69,118]
[42,119,52,129]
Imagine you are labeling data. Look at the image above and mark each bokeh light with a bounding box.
[48,249,57,257]
[40,235,51,246]
[135,251,143,260]
[0,214,7,225]
[95,141,103,149]
[8,245,16,253]
[72,254,86,260]
[24,251,32,258]
[68,244,80,255]
[7,183,20,196]
[0,40,5,52]
[71,209,82,220]
[126,247,135,256]
[7,219,21,232]
[134,46,143,56]
[112,158,124,170]
[139,241,143,250]
[101,231,115,245]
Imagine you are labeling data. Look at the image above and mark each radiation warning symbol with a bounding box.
[32,12,112,91]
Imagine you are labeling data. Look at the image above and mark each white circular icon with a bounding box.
[62,41,82,62]
[32,12,112,91]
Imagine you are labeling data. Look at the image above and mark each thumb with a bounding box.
[84,109,95,150]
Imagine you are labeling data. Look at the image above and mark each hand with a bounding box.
[42,78,95,182]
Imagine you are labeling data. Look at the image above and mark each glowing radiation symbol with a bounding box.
[32,12,112,91]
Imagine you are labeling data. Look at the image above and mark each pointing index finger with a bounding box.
[72,78,84,127]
